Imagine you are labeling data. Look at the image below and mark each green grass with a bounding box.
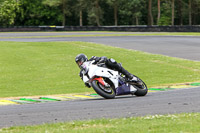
[1,32,200,39]
[1,113,200,133]
[0,41,200,97]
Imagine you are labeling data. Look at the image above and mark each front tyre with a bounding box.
[91,80,115,99]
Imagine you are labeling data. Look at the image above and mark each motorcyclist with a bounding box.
[75,53,138,87]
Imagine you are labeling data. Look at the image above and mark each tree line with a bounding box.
[0,0,200,27]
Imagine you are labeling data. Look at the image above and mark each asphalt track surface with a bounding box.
[1,87,200,128]
[0,32,200,128]
[1,32,200,61]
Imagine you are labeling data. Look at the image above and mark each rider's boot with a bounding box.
[120,67,138,82]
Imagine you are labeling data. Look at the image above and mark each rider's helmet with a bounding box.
[75,54,88,68]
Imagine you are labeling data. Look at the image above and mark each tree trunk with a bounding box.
[136,16,139,25]
[192,0,197,25]
[80,9,83,26]
[148,0,153,25]
[178,0,183,25]
[189,0,192,25]
[114,0,118,26]
[172,0,174,25]
[95,0,100,26]
[62,0,66,26]
[157,0,160,25]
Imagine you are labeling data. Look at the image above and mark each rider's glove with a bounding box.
[79,70,84,80]
[91,56,101,64]
[95,56,107,64]
[97,58,105,64]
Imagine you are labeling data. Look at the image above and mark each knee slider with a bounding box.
[109,58,117,64]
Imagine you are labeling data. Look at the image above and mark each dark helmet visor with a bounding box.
[76,60,84,68]
[78,60,83,66]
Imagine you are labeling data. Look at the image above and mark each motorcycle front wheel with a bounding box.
[91,79,116,99]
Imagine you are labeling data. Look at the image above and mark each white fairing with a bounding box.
[81,61,119,88]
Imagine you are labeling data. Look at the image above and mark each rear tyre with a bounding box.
[91,80,115,99]
[131,77,148,96]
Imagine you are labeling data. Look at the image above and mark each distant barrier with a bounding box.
[1,25,200,32]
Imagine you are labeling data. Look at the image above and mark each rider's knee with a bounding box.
[106,58,121,70]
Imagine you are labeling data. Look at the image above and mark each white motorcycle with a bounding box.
[80,60,148,99]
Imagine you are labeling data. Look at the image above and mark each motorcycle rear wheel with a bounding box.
[91,80,116,99]
[131,77,148,96]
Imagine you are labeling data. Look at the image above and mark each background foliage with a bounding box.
[0,0,200,26]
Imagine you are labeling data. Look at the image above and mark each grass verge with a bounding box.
[1,32,200,39]
[1,113,200,133]
[0,41,200,97]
